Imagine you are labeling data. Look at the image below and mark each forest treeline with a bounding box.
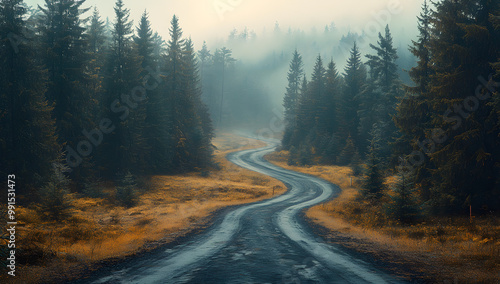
[282,0,500,216]
[0,0,214,207]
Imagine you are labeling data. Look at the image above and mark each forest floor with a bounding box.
[266,150,500,283]
[5,133,286,283]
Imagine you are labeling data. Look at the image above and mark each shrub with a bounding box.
[37,163,73,221]
[82,179,104,198]
[386,172,421,224]
[116,172,138,207]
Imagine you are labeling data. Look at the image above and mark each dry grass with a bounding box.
[266,150,500,283]
[5,133,285,283]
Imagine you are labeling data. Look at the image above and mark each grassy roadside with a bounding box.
[266,150,500,283]
[2,133,286,283]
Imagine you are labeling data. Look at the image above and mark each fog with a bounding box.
[24,0,424,130]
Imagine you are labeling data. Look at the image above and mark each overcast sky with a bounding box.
[24,0,424,49]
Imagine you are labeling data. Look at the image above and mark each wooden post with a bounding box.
[470,205,472,224]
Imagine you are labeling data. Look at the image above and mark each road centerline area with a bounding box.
[88,139,402,284]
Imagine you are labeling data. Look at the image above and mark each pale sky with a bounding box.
[24,0,423,50]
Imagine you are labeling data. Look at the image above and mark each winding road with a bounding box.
[87,139,403,284]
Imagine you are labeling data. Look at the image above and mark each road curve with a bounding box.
[87,139,403,284]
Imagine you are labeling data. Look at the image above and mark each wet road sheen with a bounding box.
[89,140,403,284]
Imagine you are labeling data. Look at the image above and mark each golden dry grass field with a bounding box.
[3,133,285,283]
[266,150,500,283]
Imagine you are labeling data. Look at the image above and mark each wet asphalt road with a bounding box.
[86,139,403,284]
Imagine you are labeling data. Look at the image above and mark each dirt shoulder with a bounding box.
[266,150,500,283]
[3,133,286,284]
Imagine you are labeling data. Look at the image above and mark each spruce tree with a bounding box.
[134,10,154,69]
[198,41,211,82]
[86,7,106,142]
[340,42,365,150]
[88,7,106,54]
[38,163,73,221]
[182,37,214,169]
[101,0,144,176]
[0,0,61,196]
[282,49,304,149]
[366,25,399,95]
[424,0,500,213]
[361,125,385,201]
[213,46,235,126]
[291,55,325,155]
[162,15,186,171]
[386,171,420,224]
[317,59,341,139]
[115,171,137,207]
[151,31,165,68]
[316,59,342,161]
[38,0,96,181]
[393,0,434,200]
[338,135,357,166]
[365,25,401,162]
[407,0,432,95]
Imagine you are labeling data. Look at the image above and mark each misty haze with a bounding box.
[1,0,499,283]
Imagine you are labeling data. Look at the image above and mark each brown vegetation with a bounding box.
[266,150,500,283]
[2,133,285,283]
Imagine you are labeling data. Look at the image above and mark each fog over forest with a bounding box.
[2,0,499,282]
[23,0,421,129]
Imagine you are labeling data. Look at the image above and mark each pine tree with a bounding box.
[291,55,325,156]
[198,41,211,82]
[366,25,399,94]
[0,0,61,196]
[134,10,154,69]
[38,164,73,221]
[340,42,365,150]
[182,37,214,169]
[38,0,96,181]
[356,69,379,155]
[115,171,137,207]
[282,49,304,149]
[38,0,91,134]
[317,59,341,139]
[101,0,144,176]
[350,150,363,176]
[86,7,106,143]
[386,171,421,224]
[321,133,340,164]
[365,25,401,162]
[151,31,165,68]
[407,0,432,95]
[338,135,357,166]
[198,41,215,113]
[88,7,106,54]
[162,15,186,171]
[159,16,214,172]
[134,10,163,173]
[315,59,342,161]
[393,0,434,200]
[423,0,500,213]
[360,125,385,201]
[309,55,326,119]
[213,46,235,126]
